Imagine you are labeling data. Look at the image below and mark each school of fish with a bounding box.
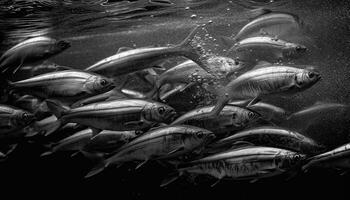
[1,9,349,186]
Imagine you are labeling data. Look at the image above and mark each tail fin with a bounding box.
[176,26,213,76]
[46,99,70,118]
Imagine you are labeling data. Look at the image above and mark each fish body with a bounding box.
[48,99,177,131]
[171,105,261,136]
[8,70,115,103]
[234,12,302,42]
[0,37,70,74]
[85,26,208,77]
[213,126,323,155]
[211,66,321,116]
[179,146,306,181]
[229,36,307,63]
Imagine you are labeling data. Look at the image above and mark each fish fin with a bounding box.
[247,8,272,20]
[150,60,169,71]
[148,0,174,6]
[116,47,133,54]
[177,26,212,75]
[4,144,18,156]
[70,151,80,157]
[160,171,183,187]
[209,96,229,117]
[80,150,105,161]
[210,179,222,187]
[249,179,259,183]
[135,159,148,170]
[34,118,62,137]
[246,97,261,107]
[252,61,273,70]
[46,99,70,118]
[168,146,185,155]
[12,57,24,74]
[90,128,102,137]
[85,160,107,178]
[40,151,53,157]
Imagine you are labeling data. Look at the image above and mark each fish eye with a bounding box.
[100,79,108,86]
[234,60,239,65]
[197,131,204,138]
[158,107,165,115]
[248,112,255,118]
[22,113,29,121]
[308,72,315,78]
[232,113,237,119]
[296,46,306,52]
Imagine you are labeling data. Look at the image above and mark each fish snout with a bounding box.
[165,110,178,124]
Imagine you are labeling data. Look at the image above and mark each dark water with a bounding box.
[1,0,350,199]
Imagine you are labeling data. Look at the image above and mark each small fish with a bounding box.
[149,56,243,99]
[209,66,321,116]
[0,36,70,74]
[85,26,209,77]
[0,104,36,135]
[7,70,115,105]
[171,105,262,136]
[228,36,307,64]
[233,11,304,42]
[85,125,215,178]
[303,143,350,171]
[166,146,305,186]
[212,126,324,155]
[229,100,290,124]
[46,99,177,135]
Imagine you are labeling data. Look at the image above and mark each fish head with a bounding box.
[183,126,216,151]
[146,102,177,124]
[13,110,36,127]
[294,69,321,90]
[51,39,71,54]
[87,75,115,94]
[282,43,307,59]
[38,39,70,59]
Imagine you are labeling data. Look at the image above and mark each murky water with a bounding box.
[1,0,350,199]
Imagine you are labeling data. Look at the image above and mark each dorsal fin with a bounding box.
[116,47,133,54]
[248,8,272,20]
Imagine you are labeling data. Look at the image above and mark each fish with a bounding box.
[211,126,324,155]
[46,99,177,135]
[164,146,306,186]
[171,105,262,136]
[149,56,244,99]
[232,11,304,42]
[0,36,70,75]
[71,88,146,108]
[41,129,136,156]
[302,143,350,171]
[15,62,72,80]
[0,104,36,135]
[7,70,115,105]
[209,66,321,116]
[281,102,349,132]
[85,125,215,178]
[85,26,210,77]
[228,36,307,64]
[229,100,290,124]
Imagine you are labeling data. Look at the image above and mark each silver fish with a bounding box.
[0,36,70,74]
[210,66,321,116]
[8,70,115,104]
[16,62,72,80]
[85,26,209,77]
[85,125,215,178]
[177,146,305,182]
[0,104,35,135]
[228,36,307,64]
[233,12,303,42]
[212,126,324,155]
[171,105,262,136]
[47,99,177,134]
[303,143,350,171]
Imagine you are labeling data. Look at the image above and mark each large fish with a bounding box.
[233,11,304,42]
[302,143,350,171]
[165,146,305,186]
[47,99,177,134]
[211,126,324,155]
[0,104,36,135]
[228,36,307,64]
[41,129,136,156]
[209,66,321,116]
[85,26,210,77]
[171,105,262,136]
[85,125,215,178]
[0,36,70,74]
[7,70,115,105]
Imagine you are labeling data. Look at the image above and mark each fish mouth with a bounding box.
[165,110,178,123]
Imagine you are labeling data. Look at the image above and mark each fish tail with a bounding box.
[176,26,212,75]
[46,99,70,118]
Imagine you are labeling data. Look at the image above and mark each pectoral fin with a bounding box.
[167,146,185,155]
